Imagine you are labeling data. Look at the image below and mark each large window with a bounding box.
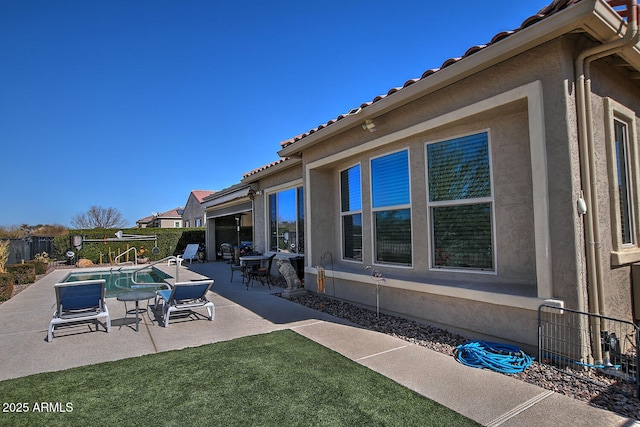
[269,186,304,254]
[371,150,411,265]
[341,164,362,261]
[427,132,494,270]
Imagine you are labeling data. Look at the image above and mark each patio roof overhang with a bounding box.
[202,186,254,211]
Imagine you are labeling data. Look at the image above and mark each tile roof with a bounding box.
[136,215,154,224]
[242,158,288,179]
[157,207,184,218]
[279,0,584,149]
[191,190,215,203]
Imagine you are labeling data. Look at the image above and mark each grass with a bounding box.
[0,330,479,426]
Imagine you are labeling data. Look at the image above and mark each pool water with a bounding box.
[63,268,171,298]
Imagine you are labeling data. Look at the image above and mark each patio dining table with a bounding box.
[239,255,270,285]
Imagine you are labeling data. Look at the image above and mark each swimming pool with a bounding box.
[63,267,171,298]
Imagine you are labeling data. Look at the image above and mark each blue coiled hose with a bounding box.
[455,340,533,374]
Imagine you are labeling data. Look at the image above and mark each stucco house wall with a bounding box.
[218,1,640,354]
[586,59,640,321]
[182,191,213,228]
[296,43,574,348]
[278,17,640,350]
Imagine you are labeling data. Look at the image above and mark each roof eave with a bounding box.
[277,0,625,158]
[241,157,303,184]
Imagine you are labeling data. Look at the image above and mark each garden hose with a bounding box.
[455,340,533,374]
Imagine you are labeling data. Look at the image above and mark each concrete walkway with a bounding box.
[0,261,637,426]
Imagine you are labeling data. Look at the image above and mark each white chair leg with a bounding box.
[164,305,170,327]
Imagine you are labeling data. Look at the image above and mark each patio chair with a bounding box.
[247,253,276,289]
[154,280,215,327]
[47,279,111,342]
[220,243,233,261]
[167,256,184,267]
[178,243,200,264]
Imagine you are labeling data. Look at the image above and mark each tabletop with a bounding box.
[116,291,156,302]
[239,255,269,261]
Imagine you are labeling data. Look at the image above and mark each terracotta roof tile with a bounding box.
[242,158,288,178]
[158,207,184,218]
[191,190,215,203]
[279,0,584,150]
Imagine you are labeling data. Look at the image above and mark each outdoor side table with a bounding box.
[117,291,156,332]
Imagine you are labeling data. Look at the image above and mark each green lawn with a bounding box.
[0,330,479,426]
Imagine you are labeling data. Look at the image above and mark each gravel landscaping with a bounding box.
[285,292,640,421]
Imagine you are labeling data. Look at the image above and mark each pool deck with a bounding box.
[0,261,637,426]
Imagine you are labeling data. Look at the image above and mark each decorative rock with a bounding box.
[285,292,640,421]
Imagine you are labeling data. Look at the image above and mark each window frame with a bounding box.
[340,163,363,263]
[425,130,496,272]
[369,149,413,267]
[266,184,305,254]
[604,98,640,265]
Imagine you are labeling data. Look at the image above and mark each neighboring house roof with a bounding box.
[157,207,184,219]
[136,207,184,224]
[136,214,154,224]
[190,190,215,203]
[277,0,602,151]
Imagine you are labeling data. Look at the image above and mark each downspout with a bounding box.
[575,0,638,363]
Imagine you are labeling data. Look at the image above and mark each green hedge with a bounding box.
[53,228,206,264]
[6,264,36,285]
[0,274,13,302]
[26,260,48,275]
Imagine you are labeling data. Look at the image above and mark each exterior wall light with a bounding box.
[362,119,376,132]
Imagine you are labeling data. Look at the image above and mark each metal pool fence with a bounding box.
[538,304,639,395]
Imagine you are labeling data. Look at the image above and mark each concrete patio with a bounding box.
[0,260,636,426]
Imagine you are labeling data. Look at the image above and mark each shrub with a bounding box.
[0,274,14,302]
[0,240,8,274]
[26,260,48,275]
[61,228,206,264]
[6,264,36,285]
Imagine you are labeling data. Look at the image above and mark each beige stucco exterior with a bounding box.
[211,1,640,352]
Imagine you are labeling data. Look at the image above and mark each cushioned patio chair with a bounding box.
[154,280,214,327]
[220,243,233,261]
[48,279,111,342]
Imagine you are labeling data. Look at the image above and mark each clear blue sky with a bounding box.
[0,0,552,228]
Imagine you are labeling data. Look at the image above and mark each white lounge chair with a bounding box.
[48,279,111,342]
[154,280,215,327]
[176,243,200,265]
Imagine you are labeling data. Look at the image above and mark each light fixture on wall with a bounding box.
[577,195,587,215]
[362,119,376,132]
